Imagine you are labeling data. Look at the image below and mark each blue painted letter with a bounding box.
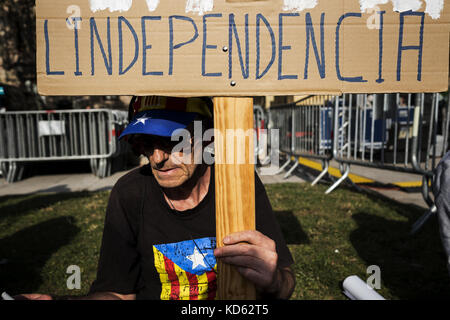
[202,14,222,77]
[119,16,139,75]
[90,17,112,76]
[142,16,163,76]
[169,16,198,75]
[45,20,64,75]
[397,11,424,82]
[228,13,249,79]
[256,13,275,80]
[376,11,385,83]
[278,13,299,80]
[67,17,82,76]
[304,12,325,79]
[335,13,367,83]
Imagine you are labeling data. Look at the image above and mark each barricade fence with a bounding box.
[331,93,446,194]
[332,93,445,172]
[254,104,269,166]
[266,95,336,183]
[0,109,129,182]
[266,92,449,234]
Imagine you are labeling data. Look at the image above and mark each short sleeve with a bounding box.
[89,183,143,295]
[254,173,294,269]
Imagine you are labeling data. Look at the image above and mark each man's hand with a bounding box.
[213,230,280,294]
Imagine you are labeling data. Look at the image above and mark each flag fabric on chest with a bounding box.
[153,237,217,300]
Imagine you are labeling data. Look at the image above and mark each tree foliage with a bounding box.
[0,0,36,86]
[0,0,41,110]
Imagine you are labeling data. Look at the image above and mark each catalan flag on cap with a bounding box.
[119,96,213,139]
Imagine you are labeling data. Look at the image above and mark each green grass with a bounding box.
[0,191,107,297]
[267,183,450,300]
[0,183,449,299]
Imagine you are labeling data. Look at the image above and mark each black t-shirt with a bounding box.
[89,165,293,300]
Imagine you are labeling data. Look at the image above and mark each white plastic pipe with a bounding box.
[342,275,386,300]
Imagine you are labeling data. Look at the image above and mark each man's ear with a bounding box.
[131,143,144,157]
[129,135,145,157]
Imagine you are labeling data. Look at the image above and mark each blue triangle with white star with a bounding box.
[154,237,217,275]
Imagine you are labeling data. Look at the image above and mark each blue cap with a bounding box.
[119,109,198,139]
[119,96,212,140]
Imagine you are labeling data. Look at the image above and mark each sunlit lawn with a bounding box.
[0,183,449,299]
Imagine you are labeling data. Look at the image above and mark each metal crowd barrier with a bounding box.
[269,95,336,184]
[330,93,426,191]
[268,92,449,235]
[410,93,450,234]
[329,93,450,233]
[0,109,129,183]
[254,104,269,166]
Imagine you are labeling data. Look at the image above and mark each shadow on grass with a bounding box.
[0,191,92,224]
[21,160,92,179]
[350,203,450,299]
[274,210,310,245]
[0,217,80,294]
[343,185,450,299]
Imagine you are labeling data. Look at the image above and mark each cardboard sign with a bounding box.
[36,0,450,96]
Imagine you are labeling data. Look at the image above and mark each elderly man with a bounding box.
[18,96,295,300]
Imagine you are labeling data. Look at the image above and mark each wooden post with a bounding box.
[214,97,256,300]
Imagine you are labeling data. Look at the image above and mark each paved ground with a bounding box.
[283,160,429,210]
[0,170,129,195]
[328,161,429,210]
[0,165,305,194]
[0,160,429,211]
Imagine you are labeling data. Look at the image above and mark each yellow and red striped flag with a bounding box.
[153,237,217,300]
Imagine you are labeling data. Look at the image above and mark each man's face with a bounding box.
[134,134,199,189]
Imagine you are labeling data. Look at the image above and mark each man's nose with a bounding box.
[152,148,169,165]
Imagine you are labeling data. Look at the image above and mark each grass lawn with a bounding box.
[0,183,449,299]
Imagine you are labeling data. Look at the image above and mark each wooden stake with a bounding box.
[214,97,256,300]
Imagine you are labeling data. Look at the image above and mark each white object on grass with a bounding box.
[1,292,14,300]
[342,275,386,300]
